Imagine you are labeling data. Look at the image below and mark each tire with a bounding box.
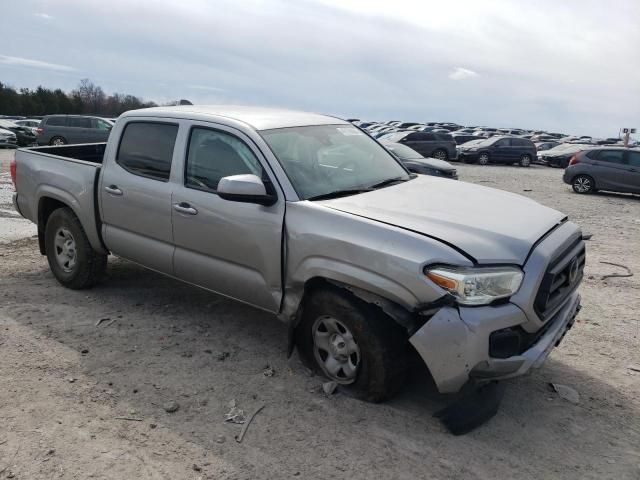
[296,287,407,402]
[49,136,67,146]
[44,208,107,289]
[478,153,490,165]
[572,174,595,194]
[519,154,531,167]
[432,149,448,161]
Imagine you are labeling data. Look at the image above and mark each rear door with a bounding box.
[491,138,511,163]
[402,132,431,156]
[100,121,179,274]
[67,116,93,143]
[171,124,285,312]
[588,150,628,191]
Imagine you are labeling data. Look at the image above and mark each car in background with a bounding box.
[14,119,42,134]
[535,141,560,152]
[457,136,536,166]
[0,127,18,148]
[0,119,37,147]
[381,141,458,179]
[540,144,590,168]
[563,148,640,195]
[380,130,457,161]
[452,134,484,145]
[37,115,114,145]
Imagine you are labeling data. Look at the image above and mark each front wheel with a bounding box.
[45,208,107,289]
[572,174,595,194]
[296,287,407,402]
[432,149,448,161]
[49,136,67,146]
[478,153,490,165]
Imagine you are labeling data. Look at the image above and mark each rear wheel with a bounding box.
[432,149,448,161]
[296,287,407,402]
[49,136,67,146]
[572,174,595,194]
[478,153,490,165]
[519,154,531,167]
[45,208,107,289]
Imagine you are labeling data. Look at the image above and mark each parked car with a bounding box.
[36,115,114,146]
[535,141,560,152]
[452,134,484,145]
[457,136,536,166]
[14,119,41,134]
[380,131,457,161]
[12,105,584,432]
[0,127,18,148]
[563,148,640,195]
[0,119,37,147]
[381,141,458,179]
[540,144,590,168]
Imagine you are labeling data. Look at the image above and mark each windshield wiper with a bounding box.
[307,188,373,201]
[368,176,410,190]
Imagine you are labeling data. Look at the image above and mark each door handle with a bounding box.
[173,202,198,215]
[104,185,123,196]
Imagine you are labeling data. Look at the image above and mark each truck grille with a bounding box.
[534,237,585,321]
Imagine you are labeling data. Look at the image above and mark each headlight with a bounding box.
[425,266,523,306]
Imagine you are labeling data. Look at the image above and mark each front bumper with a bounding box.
[409,292,581,393]
[457,151,479,163]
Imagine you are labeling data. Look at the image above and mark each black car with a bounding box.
[457,136,536,167]
[452,134,484,145]
[381,142,458,179]
[0,119,37,147]
[380,131,457,161]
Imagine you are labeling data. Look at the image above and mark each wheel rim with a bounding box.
[433,150,446,160]
[53,138,64,146]
[574,177,591,193]
[312,315,360,384]
[521,155,530,166]
[479,154,489,165]
[54,227,77,272]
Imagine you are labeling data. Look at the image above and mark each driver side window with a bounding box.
[185,128,264,192]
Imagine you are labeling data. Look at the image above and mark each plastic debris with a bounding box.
[549,383,580,404]
[225,399,246,424]
[322,381,338,395]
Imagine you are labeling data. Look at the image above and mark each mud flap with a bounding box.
[434,381,506,435]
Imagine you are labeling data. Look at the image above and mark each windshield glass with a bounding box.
[381,142,422,159]
[261,124,410,200]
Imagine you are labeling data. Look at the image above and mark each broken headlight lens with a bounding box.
[425,266,523,306]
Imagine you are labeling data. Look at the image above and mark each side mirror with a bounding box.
[217,174,277,206]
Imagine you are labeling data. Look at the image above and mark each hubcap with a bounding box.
[574,177,591,193]
[54,227,77,273]
[479,154,489,165]
[53,138,64,145]
[521,155,530,166]
[433,150,446,160]
[312,316,360,384]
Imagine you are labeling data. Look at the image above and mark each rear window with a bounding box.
[116,122,178,181]
[593,150,625,164]
[46,116,66,126]
[68,117,92,128]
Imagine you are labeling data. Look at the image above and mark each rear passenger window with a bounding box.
[627,151,640,167]
[597,150,625,164]
[68,117,92,128]
[46,117,66,126]
[185,128,263,192]
[117,122,178,181]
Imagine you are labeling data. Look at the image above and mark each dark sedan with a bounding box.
[381,141,458,179]
[380,131,457,161]
[457,136,536,167]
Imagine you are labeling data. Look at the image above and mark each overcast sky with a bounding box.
[2,0,639,136]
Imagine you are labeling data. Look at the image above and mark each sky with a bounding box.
[1,0,639,137]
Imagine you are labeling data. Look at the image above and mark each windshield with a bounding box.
[382,142,422,160]
[261,124,410,200]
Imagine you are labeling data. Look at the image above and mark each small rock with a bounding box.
[216,435,226,444]
[322,381,338,395]
[67,377,76,383]
[216,351,230,362]
[149,423,157,429]
[549,383,580,404]
[81,349,89,355]
[163,401,180,413]
[263,365,275,377]
[193,464,202,472]
[47,448,55,455]
[133,389,138,393]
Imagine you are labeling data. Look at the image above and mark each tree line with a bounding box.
[0,79,165,117]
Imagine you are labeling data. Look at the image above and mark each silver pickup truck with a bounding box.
[12,106,584,428]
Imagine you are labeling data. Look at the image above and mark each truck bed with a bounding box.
[13,143,107,255]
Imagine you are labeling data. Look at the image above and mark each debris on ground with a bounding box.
[600,261,633,280]
[95,318,110,327]
[235,404,265,443]
[216,435,226,444]
[67,377,76,383]
[192,464,202,472]
[81,349,89,355]
[163,400,180,413]
[627,365,640,373]
[114,416,143,421]
[263,365,275,377]
[217,351,230,362]
[224,399,246,424]
[549,383,580,404]
[322,381,338,396]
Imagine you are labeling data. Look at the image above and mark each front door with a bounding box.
[171,125,284,312]
[100,120,179,274]
[590,149,628,192]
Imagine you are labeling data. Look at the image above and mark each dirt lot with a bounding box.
[1,148,639,479]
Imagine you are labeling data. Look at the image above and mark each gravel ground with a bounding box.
[1,148,639,479]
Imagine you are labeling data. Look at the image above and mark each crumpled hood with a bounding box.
[318,175,566,264]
